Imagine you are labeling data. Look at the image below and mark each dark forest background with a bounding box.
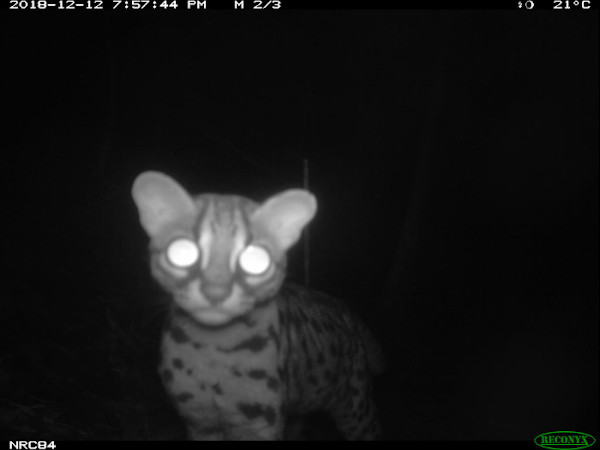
[1,10,598,440]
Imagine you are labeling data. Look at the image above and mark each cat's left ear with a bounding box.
[251,189,317,251]
[131,171,197,237]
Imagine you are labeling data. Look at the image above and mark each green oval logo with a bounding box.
[535,431,596,450]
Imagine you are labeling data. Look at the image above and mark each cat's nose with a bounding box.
[200,282,232,304]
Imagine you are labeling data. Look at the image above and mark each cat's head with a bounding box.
[132,171,316,326]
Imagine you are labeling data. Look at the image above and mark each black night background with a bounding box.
[1,9,598,441]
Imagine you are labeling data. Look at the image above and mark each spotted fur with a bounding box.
[132,171,384,440]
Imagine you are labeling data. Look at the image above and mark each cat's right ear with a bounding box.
[131,171,197,237]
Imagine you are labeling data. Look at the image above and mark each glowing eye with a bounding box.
[166,238,199,268]
[239,245,271,275]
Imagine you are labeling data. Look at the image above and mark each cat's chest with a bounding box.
[159,299,283,415]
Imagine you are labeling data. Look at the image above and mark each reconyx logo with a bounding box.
[535,431,596,450]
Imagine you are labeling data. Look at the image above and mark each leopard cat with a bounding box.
[131,171,385,440]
